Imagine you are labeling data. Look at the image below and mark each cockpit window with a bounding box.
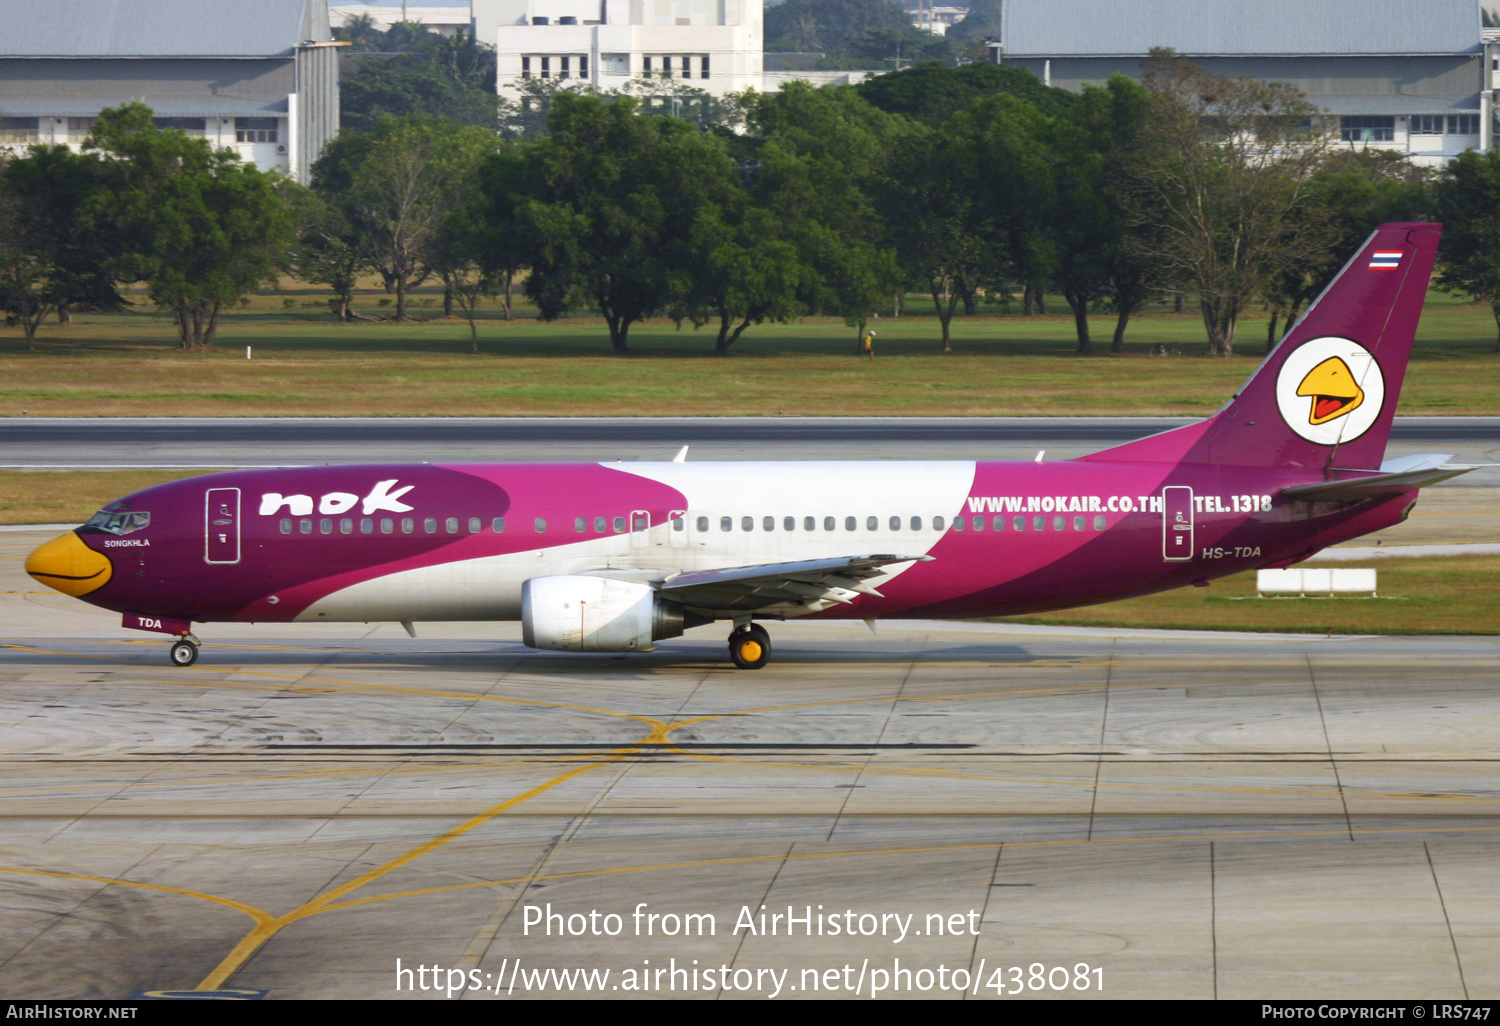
[84,510,151,535]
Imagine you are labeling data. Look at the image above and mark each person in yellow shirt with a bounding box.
[861,329,875,360]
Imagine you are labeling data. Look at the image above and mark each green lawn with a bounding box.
[999,554,1500,635]
[0,284,1495,417]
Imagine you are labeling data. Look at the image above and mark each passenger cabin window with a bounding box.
[741,516,753,531]
[300,519,313,535]
[382,518,395,534]
[424,518,437,534]
[320,519,333,535]
[362,518,375,534]
[1073,516,1085,531]
[534,518,547,532]
[973,516,984,531]
[340,518,353,534]
[993,516,1005,531]
[85,510,151,535]
[763,516,774,531]
[866,516,878,531]
[784,517,795,531]
[575,517,587,533]
[697,516,709,532]
[672,516,684,531]
[279,519,292,534]
[595,517,607,532]
[402,518,414,534]
[933,516,945,531]
[889,517,901,531]
[845,516,856,531]
[953,517,965,531]
[1032,516,1044,531]
[1014,516,1025,531]
[1094,515,1106,531]
[804,517,816,531]
[492,517,505,533]
[910,516,922,531]
[720,517,732,532]
[469,518,481,533]
[824,517,835,531]
[614,516,626,532]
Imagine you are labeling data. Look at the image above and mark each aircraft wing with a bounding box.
[1281,464,1472,502]
[657,554,933,613]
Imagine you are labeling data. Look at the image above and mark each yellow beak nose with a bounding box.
[26,532,113,597]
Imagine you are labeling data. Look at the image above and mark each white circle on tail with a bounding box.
[1275,336,1385,446]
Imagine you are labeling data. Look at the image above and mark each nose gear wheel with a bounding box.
[729,624,771,669]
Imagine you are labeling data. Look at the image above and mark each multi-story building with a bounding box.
[910,4,968,37]
[992,0,1490,166]
[473,0,764,101]
[0,0,340,183]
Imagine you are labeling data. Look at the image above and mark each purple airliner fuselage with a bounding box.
[26,224,1462,669]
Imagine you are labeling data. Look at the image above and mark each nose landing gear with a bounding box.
[729,623,771,670]
[168,635,200,667]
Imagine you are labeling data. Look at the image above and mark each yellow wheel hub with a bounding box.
[739,639,763,662]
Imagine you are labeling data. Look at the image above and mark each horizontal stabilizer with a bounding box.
[1281,465,1472,502]
[1378,453,1454,474]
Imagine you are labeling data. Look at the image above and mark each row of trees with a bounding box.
[0,106,290,350]
[5,54,1500,355]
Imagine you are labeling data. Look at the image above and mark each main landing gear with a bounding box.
[168,634,201,667]
[729,623,771,670]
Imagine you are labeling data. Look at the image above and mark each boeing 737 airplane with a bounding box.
[26,223,1469,669]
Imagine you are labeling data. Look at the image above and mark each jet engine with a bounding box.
[521,575,705,652]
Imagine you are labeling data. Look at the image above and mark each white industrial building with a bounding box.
[0,0,340,183]
[910,5,967,36]
[473,0,764,101]
[992,0,1490,166]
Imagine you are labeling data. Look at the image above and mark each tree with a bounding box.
[431,220,501,351]
[748,83,909,346]
[882,120,998,353]
[941,94,1060,339]
[1436,147,1500,351]
[338,24,503,132]
[858,61,1076,126]
[514,92,743,352]
[84,104,291,350]
[314,115,496,322]
[675,199,809,353]
[0,162,54,350]
[1129,50,1328,357]
[1066,74,1157,353]
[1263,150,1432,351]
[287,186,368,322]
[0,146,122,348]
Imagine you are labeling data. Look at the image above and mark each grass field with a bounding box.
[1000,554,1500,635]
[0,283,1496,418]
[0,469,207,525]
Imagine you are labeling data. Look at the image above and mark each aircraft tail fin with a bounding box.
[1082,222,1441,471]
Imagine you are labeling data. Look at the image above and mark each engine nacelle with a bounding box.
[521,575,694,652]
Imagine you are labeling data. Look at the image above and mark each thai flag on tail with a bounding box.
[1369,250,1403,269]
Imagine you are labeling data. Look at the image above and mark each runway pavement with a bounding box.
[1,416,1497,487]
[0,529,1497,999]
